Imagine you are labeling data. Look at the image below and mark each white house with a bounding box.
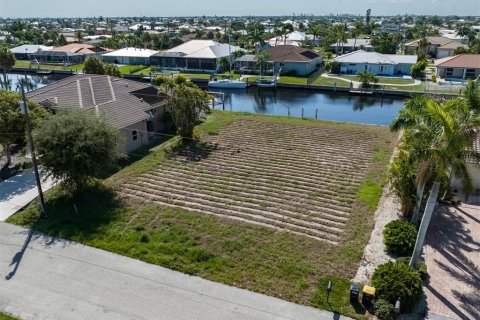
[10,44,53,60]
[102,48,159,65]
[334,50,417,76]
[150,40,243,72]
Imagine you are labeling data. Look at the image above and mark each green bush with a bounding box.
[397,257,428,280]
[372,261,423,312]
[384,220,418,256]
[374,299,394,320]
[431,74,437,83]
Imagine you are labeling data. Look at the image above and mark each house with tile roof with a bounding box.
[264,45,322,76]
[150,40,243,72]
[435,54,480,81]
[102,48,159,65]
[29,44,108,65]
[330,38,374,54]
[10,45,53,60]
[333,50,417,76]
[405,36,467,59]
[26,74,167,152]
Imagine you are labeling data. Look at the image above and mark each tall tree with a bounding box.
[74,30,84,42]
[0,47,15,90]
[0,90,47,168]
[255,51,272,78]
[34,110,123,190]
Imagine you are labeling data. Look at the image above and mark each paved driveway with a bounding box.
[424,204,480,320]
[0,222,350,320]
[0,169,56,221]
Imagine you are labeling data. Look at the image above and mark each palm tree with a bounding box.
[332,24,347,55]
[464,79,480,110]
[391,96,480,265]
[351,27,360,52]
[74,30,84,42]
[281,23,294,45]
[195,29,205,39]
[418,37,429,55]
[356,70,376,87]
[246,28,265,51]
[309,24,322,46]
[254,51,272,78]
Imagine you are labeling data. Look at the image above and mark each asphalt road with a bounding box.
[0,222,351,320]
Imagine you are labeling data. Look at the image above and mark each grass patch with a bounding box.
[14,60,84,72]
[8,111,396,319]
[118,65,150,75]
[310,76,350,88]
[277,76,308,85]
[0,312,19,320]
[178,73,212,80]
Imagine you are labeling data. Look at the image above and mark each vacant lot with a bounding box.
[9,111,396,318]
[123,116,388,244]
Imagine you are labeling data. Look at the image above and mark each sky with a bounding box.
[1,0,479,18]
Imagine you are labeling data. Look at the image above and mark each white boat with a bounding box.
[208,79,247,89]
[207,31,247,90]
[257,78,276,88]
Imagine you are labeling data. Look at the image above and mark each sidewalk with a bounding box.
[0,169,56,221]
[0,222,352,320]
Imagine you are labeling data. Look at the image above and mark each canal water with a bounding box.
[210,87,405,126]
[3,73,405,126]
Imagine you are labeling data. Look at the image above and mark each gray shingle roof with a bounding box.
[26,74,160,129]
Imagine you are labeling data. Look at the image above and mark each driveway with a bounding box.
[424,204,480,320]
[0,169,56,221]
[0,222,351,320]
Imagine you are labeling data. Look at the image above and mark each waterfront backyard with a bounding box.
[8,111,397,319]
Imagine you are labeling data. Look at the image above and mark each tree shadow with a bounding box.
[424,205,480,320]
[174,141,220,162]
[26,182,123,242]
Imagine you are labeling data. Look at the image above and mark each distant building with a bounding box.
[435,54,480,81]
[330,39,374,54]
[150,40,243,72]
[265,45,323,76]
[26,74,168,152]
[267,31,319,48]
[29,44,108,65]
[102,48,159,65]
[234,55,258,74]
[10,45,53,60]
[404,36,467,59]
[334,50,417,76]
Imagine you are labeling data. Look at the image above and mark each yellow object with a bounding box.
[363,285,376,296]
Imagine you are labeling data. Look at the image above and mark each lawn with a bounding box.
[178,72,212,80]
[8,111,397,319]
[310,76,350,88]
[118,65,150,75]
[13,60,84,72]
[0,312,19,320]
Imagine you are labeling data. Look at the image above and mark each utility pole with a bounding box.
[19,82,47,219]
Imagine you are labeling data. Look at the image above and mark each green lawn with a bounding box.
[0,312,19,320]
[118,65,150,75]
[178,73,212,80]
[14,60,84,72]
[8,111,396,319]
[277,76,308,85]
[310,76,350,88]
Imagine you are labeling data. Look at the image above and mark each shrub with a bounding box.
[431,74,437,83]
[397,257,428,280]
[280,69,297,76]
[384,220,418,256]
[139,233,150,243]
[372,261,423,312]
[374,299,394,320]
[388,147,417,218]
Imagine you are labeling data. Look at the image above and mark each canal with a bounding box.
[3,73,405,126]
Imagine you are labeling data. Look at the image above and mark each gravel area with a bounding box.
[352,187,402,284]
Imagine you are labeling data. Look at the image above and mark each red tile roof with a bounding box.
[435,54,480,69]
[265,45,321,63]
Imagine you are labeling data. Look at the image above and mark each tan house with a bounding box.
[435,54,480,81]
[405,36,468,59]
[27,74,167,152]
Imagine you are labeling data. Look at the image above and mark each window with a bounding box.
[349,64,356,66]
[446,68,453,77]
[364,65,368,71]
[465,69,476,79]
[132,130,138,141]
[149,108,157,117]
[380,65,384,73]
